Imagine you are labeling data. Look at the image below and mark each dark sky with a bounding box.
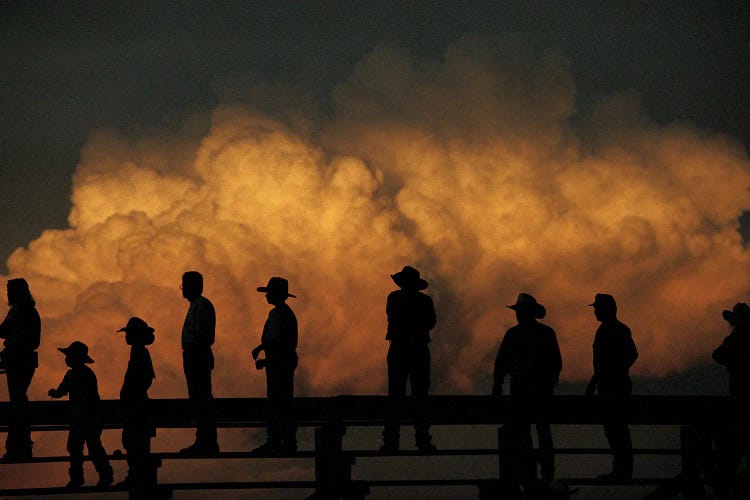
[2,1,750,272]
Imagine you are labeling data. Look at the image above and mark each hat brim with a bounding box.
[57,347,94,364]
[256,287,296,298]
[507,303,547,319]
[116,326,155,334]
[391,274,428,290]
[723,310,734,322]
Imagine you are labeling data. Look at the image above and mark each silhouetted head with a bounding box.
[391,266,428,291]
[181,271,203,301]
[57,341,94,367]
[7,278,34,307]
[116,316,155,346]
[590,293,617,323]
[507,293,546,324]
[257,277,296,305]
[722,302,750,328]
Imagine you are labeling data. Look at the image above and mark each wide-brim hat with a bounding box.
[116,317,155,345]
[507,292,546,319]
[588,293,617,310]
[257,277,296,298]
[58,341,94,364]
[723,302,750,326]
[391,266,428,290]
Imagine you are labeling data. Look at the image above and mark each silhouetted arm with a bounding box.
[549,328,562,385]
[193,299,216,348]
[0,312,9,338]
[48,371,71,398]
[623,324,638,368]
[585,374,597,397]
[712,335,733,366]
[424,295,437,332]
[493,334,511,396]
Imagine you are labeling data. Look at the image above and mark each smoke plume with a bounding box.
[4,36,750,399]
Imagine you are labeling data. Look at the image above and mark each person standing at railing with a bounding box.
[712,302,750,486]
[116,317,162,497]
[585,293,638,481]
[380,265,437,453]
[178,271,219,456]
[252,277,299,455]
[48,341,113,488]
[0,278,40,461]
[493,293,561,485]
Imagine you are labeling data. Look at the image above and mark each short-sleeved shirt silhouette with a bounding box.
[181,295,215,349]
[386,290,436,345]
[713,324,750,397]
[261,303,297,360]
[56,365,101,424]
[0,301,41,353]
[593,319,638,386]
[120,346,155,402]
[494,321,562,395]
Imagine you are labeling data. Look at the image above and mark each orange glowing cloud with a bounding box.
[4,37,750,400]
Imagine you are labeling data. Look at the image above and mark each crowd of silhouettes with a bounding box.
[2,268,750,495]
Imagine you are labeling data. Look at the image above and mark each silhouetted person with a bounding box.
[116,317,161,498]
[252,277,298,455]
[713,303,750,399]
[380,266,437,453]
[712,302,750,490]
[493,293,562,484]
[0,278,40,460]
[178,271,219,456]
[585,293,638,480]
[48,341,113,488]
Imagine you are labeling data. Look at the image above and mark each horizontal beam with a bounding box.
[0,395,742,427]
[0,447,683,464]
[0,477,676,496]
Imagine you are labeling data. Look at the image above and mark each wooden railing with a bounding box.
[0,395,740,497]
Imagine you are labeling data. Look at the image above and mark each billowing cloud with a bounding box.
[4,36,750,400]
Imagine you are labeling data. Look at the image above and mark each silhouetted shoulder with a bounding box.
[537,322,557,335]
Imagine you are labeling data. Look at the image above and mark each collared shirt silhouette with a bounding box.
[252,277,298,455]
[117,317,163,496]
[494,294,561,397]
[713,302,750,399]
[381,266,437,453]
[48,341,113,488]
[179,271,219,456]
[0,278,40,460]
[585,293,637,480]
[493,293,561,483]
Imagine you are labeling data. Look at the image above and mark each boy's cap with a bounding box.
[117,317,155,334]
[589,293,617,309]
[57,341,94,364]
[116,317,155,345]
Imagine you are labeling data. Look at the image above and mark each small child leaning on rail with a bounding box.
[48,341,113,488]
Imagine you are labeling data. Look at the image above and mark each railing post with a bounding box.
[680,425,708,500]
[311,421,366,500]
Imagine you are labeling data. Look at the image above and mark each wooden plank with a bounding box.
[0,395,742,427]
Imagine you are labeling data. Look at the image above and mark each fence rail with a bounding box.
[0,395,739,498]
